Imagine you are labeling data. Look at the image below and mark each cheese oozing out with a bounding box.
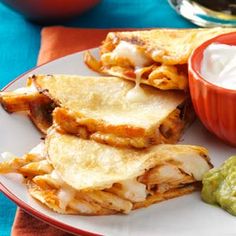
[126,68,148,103]
[57,187,76,210]
[0,143,45,163]
[50,170,76,210]
[108,41,151,103]
[51,166,147,209]
[29,142,45,156]
[111,41,150,68]
[13,83,37,94]
[0,152,15,162]
[119,178,147,202]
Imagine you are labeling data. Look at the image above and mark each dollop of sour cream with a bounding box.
[201,43,236,90]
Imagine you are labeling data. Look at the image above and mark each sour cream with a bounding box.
[201,43,236,90]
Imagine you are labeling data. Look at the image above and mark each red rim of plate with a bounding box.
[0,51,102,236]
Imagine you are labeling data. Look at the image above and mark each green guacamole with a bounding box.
[201,156,236,216]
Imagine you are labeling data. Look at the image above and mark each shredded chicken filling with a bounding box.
[84,40,188,90]
[0,149,198,214]
[0,88,191,147]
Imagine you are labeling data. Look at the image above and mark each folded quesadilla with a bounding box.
[0,74,194,148]
[0,129,212,215]
[85,28,235,90]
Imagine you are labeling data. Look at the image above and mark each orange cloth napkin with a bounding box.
[38,26,114,65]
[11,26,118,236]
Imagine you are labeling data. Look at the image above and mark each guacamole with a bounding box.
[201,156,236,216]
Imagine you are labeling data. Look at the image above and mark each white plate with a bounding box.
[1,49,236,236]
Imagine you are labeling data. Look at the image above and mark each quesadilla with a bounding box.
[0,74,194,148]
[0,129,212,215]
[85,28,236,90]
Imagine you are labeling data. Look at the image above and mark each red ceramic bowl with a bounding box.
[189,32,236,147]
[0,0,101,22]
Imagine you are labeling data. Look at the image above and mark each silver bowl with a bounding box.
[168,0,236,27]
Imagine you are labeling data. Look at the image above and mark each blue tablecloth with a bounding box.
[0,1,194,235]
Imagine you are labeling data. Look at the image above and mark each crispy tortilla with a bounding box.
[85,28,236,90]
[0,74,194,147]
[46,130,211,191]
[0,130,212,215]
[33,74,193,148]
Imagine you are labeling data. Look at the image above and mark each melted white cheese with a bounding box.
[151,49,165,59]
[57,187,75,210]
[50,170,76,210]
[37,160,52,173]
[29,142,45,156]
[69,200,93,214]
[126,68,148,103]
[0,152,15,162]
[14,83,37,94]
[111,41,150,67]
[50,170,65,186]
[0,143,45,163]
[119,178,147,202]
[105,41,151,103]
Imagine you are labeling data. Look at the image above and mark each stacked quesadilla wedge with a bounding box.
[0,129,212,215]
[85,28,235,90]
[0,74,194,148]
